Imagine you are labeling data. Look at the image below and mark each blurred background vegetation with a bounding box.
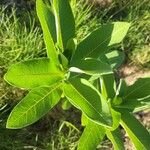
[0,0,150,149]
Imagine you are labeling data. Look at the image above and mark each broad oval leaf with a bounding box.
[6,84,62,129]
[108,22,130,46]
[36,0,59,64]
[69,58,112,75]
[106,128,125,150]
[120,110,150,150]
[78,119,106,150]
[63,78,112,128]
[53,0,75,50]
[4,58,64,89]
[71,22,130,66]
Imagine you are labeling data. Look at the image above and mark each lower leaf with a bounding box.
[106,128,125,150]
[63,78,112,128]
[120,110,150,150]
[7,83,62,129]
[78,119,106,150]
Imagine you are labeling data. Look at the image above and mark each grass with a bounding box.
[0,117,80,149]
[127,10,150,66]
[71,0,100,42]
[0,6,45,72]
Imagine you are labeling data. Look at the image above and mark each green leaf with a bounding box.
[69,58,112,75]
[115,79,150,112]
[78,119,106,150]
[105,50,125,69]
[6,84,62,129]
[81,101,121,130]
[58,52,68,69]
[71,22,130,66]
[116,79,127,97]
[63,78,112,128]
[118,78,150,100]
[108,22,130,46]
[116,78,150,111]
[36,0,59,64]
[4,58,64,89]
[64,38,77,61]
[53,0,75,50]
[66,38,77,53]
[111,108,121,130]
[120,110,150,150]
[106,128,125,150]
[100,74,116,99]
[81,113,89,126]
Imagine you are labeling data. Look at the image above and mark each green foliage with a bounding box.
[69,58,112,75]
[117,78,150,112]
[88,0,149,67]
[105,50,125,69]
[120,110,150,150]
[36,0,58,63]
[78,119,105,150]
[4,0,150,149]
[63,78,112,127]
[7,84,62,128]
[70,22,130,66]
[53,0,75,50]
[5,58,64,88]
[106,128,124,150]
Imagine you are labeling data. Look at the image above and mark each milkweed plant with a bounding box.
[4,0,150,149]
